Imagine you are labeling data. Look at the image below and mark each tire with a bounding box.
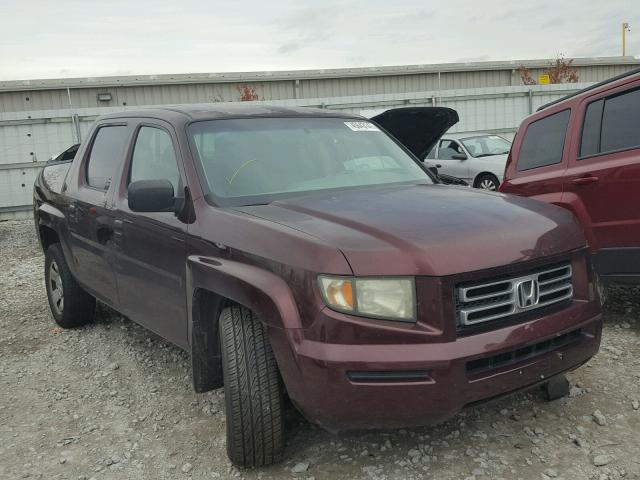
[44,243,95,328]
[219,305,285,467]
[475,173,500,191]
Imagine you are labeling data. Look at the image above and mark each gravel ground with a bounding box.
[1,219,639,480]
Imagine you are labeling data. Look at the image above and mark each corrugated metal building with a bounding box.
[1,56,639,219]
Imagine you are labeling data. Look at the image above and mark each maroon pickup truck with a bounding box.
[34,105,602,467]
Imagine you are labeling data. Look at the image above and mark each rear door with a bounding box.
[563,81,640,278]
[66,123,131,306]
[111,120,190,349]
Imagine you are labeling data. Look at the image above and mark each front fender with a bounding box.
[186,255,302,333]
[185,255,304,393]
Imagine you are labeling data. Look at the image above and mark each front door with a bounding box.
[111,122,189,349]
[436,139,470,181]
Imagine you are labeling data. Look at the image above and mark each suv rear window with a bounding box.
[517,109,570,171]
[86,126,130,190]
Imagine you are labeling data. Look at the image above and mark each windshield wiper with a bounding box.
[475,152,508,158]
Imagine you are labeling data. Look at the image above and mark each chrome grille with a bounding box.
[457,264,573,326]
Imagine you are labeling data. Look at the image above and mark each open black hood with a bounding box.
[371,107,459,160]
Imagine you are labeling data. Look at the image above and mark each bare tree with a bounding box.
[518,54,579,85]
[237,85,260,101]
[547,55,579,83]
[518,65,537,85]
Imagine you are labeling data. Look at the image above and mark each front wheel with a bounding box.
[219,305,285,467]
[44,244,95,328]
[475,173,500,191]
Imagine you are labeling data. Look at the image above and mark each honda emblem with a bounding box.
[515,278,539,309]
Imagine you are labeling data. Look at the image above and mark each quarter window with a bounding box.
[517,109,570,171]
[580,99,604,157]
[129,127,181,193]
[86,126,130,190]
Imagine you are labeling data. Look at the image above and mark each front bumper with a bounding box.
[270,299,601,431]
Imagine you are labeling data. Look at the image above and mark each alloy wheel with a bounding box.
[479,179,497,190]
[48,260,64,315]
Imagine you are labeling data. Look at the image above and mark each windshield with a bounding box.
[460,135,511,157]
[189,117,432,206]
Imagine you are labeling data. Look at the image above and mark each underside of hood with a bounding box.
[372,107,459,160]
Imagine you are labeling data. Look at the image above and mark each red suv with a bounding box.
[500,69,640,285]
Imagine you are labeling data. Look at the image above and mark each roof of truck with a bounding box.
[97,104,360,122]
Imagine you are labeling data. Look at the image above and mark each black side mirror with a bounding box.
[452,154,467,160]
[427,163,442,176]
[128,180,176,212]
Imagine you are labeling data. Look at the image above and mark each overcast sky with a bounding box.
[0,0,637,81]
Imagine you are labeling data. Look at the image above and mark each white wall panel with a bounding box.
[0,77,620,219]
[0,166,40,208]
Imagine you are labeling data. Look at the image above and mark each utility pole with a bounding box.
[622,22,631,56]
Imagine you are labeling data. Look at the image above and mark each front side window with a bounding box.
[86,125,130,190]
[460,135,511,157]
[438,140,465,160]
[189,117,432,206]
[129,127,181,193]
[517,109,570,171]
[600,88,640,154]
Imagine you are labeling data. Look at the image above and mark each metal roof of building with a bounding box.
[2,56,638,92]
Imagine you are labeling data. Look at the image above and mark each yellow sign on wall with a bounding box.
[539,74,551,85]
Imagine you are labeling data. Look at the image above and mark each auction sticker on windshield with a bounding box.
[344,121,380,132]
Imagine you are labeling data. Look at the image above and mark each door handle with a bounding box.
[572,176,599,186]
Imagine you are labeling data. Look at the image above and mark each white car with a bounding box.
[425,133,511,190]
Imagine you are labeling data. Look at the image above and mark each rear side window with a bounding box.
[129,127,181,193]
[600,88,640,153]
[517,109,570,171]
[86,126,130,190]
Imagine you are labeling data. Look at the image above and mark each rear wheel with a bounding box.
[219,305,285,467]
[475,173,500,191]
[44,244,95,328]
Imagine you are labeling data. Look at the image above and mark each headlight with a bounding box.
[318,276,416,322]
